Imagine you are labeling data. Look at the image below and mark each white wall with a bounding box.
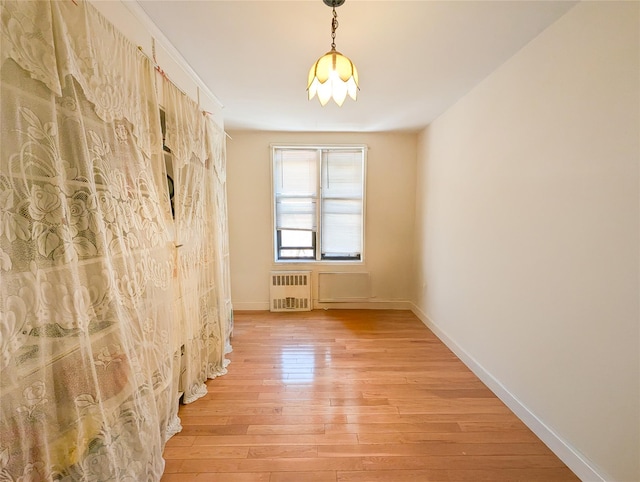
[412,2,639,481]
[227,131,417,310]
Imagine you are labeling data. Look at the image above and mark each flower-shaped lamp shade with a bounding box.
[307,49,359,106]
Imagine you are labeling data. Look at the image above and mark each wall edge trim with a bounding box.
[233,302,271,311]
[232,300,413,311]
[409,303,609,482]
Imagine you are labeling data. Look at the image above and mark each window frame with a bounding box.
[271,144,366,264]
[276,229,316,260]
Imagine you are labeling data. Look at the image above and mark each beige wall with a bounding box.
[227,131,417,310]
[412,2,639,481]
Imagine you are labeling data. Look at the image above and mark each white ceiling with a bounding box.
[137,0,577,132]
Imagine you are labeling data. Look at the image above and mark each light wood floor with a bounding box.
[161,310,579,482]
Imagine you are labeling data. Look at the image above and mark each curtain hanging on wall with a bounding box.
[206,113,234,358]
[0,1,181,479]
[163,78,232,404]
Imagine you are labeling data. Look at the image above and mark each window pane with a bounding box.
[281,230,313,248]
[279,248,314,258]
[322,149,363,198]
[321,199,362,257]
[274,149,318,196]
[321,149,364,259]
[275,197,317,231]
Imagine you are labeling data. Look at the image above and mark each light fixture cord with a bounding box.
[330,6,338,50]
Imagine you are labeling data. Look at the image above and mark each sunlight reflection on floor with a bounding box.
[280,345,316,384]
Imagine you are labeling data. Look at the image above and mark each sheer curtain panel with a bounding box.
[162,79,232,405]
[1,1,182,480]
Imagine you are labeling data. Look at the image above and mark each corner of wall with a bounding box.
[409,304,609,482]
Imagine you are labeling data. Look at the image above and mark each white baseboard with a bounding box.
[232,300,413,311]
[410,303,607,482]
[232,301,270,311]
[314,300,412,310]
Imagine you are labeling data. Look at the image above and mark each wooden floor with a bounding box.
[161,310,579,482]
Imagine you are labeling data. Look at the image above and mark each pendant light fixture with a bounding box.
[307,0,359,106]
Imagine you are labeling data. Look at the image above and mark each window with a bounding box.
[273,145,365,261]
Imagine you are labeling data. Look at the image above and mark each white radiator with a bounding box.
[318,272,370,302]
[269,271,312,312]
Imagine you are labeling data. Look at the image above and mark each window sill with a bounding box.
[273,259,364,267]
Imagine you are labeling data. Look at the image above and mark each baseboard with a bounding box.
[314,300,412,310]
[410,303,607,482]
[232,300,413,311]
[232,301,270,311]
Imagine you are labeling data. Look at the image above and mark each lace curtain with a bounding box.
[162,79,232,404]
[206,115,234,358]
[0,1,231,479]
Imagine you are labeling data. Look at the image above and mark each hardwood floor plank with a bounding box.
[259,390,366,401]
[162,459,183,474]
[244,457,363,472]
[269,471,337,482]
[178,424,249,436]
[158,474,197,482]
[324,422,462,434]
[246,424,325,435]
[346,412,524,424]
[337,467,578,482]
[282,405,399,416]
[191,433,359,446]
[160,310,578,481]
[200,391,262,401]
[360,454,568,470]
[317,442,554,457]
[178,415,231,426]
[457,420,530,432]
[227,414,349,425]
[164,435,196,447]
[210,475,271,482]
[357,430,541,444]
[246,445,318,459]
[329,398,390,407]
[163,472,271,482]
[393,398,514,415]
[163,445,250,460]
[178,456,364,473]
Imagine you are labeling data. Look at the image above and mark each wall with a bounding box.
[412,2,639,481]
[227,131,417,310]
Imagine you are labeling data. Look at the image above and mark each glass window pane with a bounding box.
[281,230,313,248]
[321,199,362,257]
[322,149,363,198]
[274,149,318,196]
[279,249,314,258]
[275,197,317,231]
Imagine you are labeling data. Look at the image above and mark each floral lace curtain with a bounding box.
[0,1,185,479]
[206,120,234,357]
[163,79,232,404]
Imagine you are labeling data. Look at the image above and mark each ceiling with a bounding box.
[137,0,577,133]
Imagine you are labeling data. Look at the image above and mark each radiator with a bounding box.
[269,271,312,312]
[318,272,370,302]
